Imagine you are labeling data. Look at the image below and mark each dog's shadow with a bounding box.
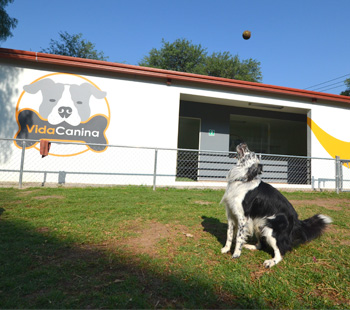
[201,216,227,247]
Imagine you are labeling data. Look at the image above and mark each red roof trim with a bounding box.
[1,47,350,104]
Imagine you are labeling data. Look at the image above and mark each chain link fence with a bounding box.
[337,158,350,193]
[1,138,349,192]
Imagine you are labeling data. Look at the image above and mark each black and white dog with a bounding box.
[221,143,332,268]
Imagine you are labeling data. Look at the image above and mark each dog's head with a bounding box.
[236,143,262,181]
[236,143,256,164]
[227,143,262,182]
[23,78,106,127]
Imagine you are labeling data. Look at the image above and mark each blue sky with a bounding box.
[2,0,350,95]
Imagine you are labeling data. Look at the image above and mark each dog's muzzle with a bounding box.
[236,143,249,159]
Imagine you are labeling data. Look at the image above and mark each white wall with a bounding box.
[1,62,350,188]
[0,65,181,185]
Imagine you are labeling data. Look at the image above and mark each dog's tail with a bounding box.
[293,214,332,246]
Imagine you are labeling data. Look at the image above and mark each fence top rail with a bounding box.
[0,137,345,161]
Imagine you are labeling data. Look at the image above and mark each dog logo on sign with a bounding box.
[14,73,110,156]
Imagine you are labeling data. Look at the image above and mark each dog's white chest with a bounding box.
[222,179,261,215]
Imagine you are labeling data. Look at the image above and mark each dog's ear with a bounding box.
[80,83,107,99]
[247,163,263,181]
[23,78,56,94]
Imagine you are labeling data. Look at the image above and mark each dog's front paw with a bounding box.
[221,246,230,254]
[232,253,240,259]
[263,259,277,268]
[243,244,258,251]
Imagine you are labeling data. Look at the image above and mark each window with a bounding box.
[229,114,306,156]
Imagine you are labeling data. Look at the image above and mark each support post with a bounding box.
[335,156,340,194]
[42,172,47,187]
[153,149,158,191]
[19,141,26,189]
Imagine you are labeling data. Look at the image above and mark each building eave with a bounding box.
[1,47,350,104]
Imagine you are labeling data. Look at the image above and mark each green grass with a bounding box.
[0,186,349,309]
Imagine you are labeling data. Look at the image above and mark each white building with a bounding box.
[1,48,350,188]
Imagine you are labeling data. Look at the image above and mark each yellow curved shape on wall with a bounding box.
[307,117,350,160]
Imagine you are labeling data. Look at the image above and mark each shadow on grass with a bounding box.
[201,216,227,247]
[0,218,267,309]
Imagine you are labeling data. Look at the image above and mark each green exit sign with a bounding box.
[208,129,215,136]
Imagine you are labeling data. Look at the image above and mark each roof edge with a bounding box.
[1,47,350,104]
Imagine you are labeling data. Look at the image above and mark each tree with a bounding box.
[139,38,206,73]
[340,78,350,96]
[200,51,262,82]
[40,31,108,61]
[0,0,18,42]
[139,38,262,83]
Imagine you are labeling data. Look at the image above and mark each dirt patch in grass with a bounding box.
[289,198,349,211]
[324,226,349,236]
[33,195,65,200]
[121,221,172,257]
[36,227,51,233]
[15,190,65,201]
[194,200,213,205]
[115,220,196,258]
[249,264,273,281]
[311,284,350,307]
[323,225,350,246]
[17,190,41,196]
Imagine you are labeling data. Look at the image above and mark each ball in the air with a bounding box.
[242,30,251,40]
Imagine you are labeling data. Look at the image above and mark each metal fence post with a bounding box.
[19,141,26,189]
[335,156,340,194]
[153,149,158,191]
